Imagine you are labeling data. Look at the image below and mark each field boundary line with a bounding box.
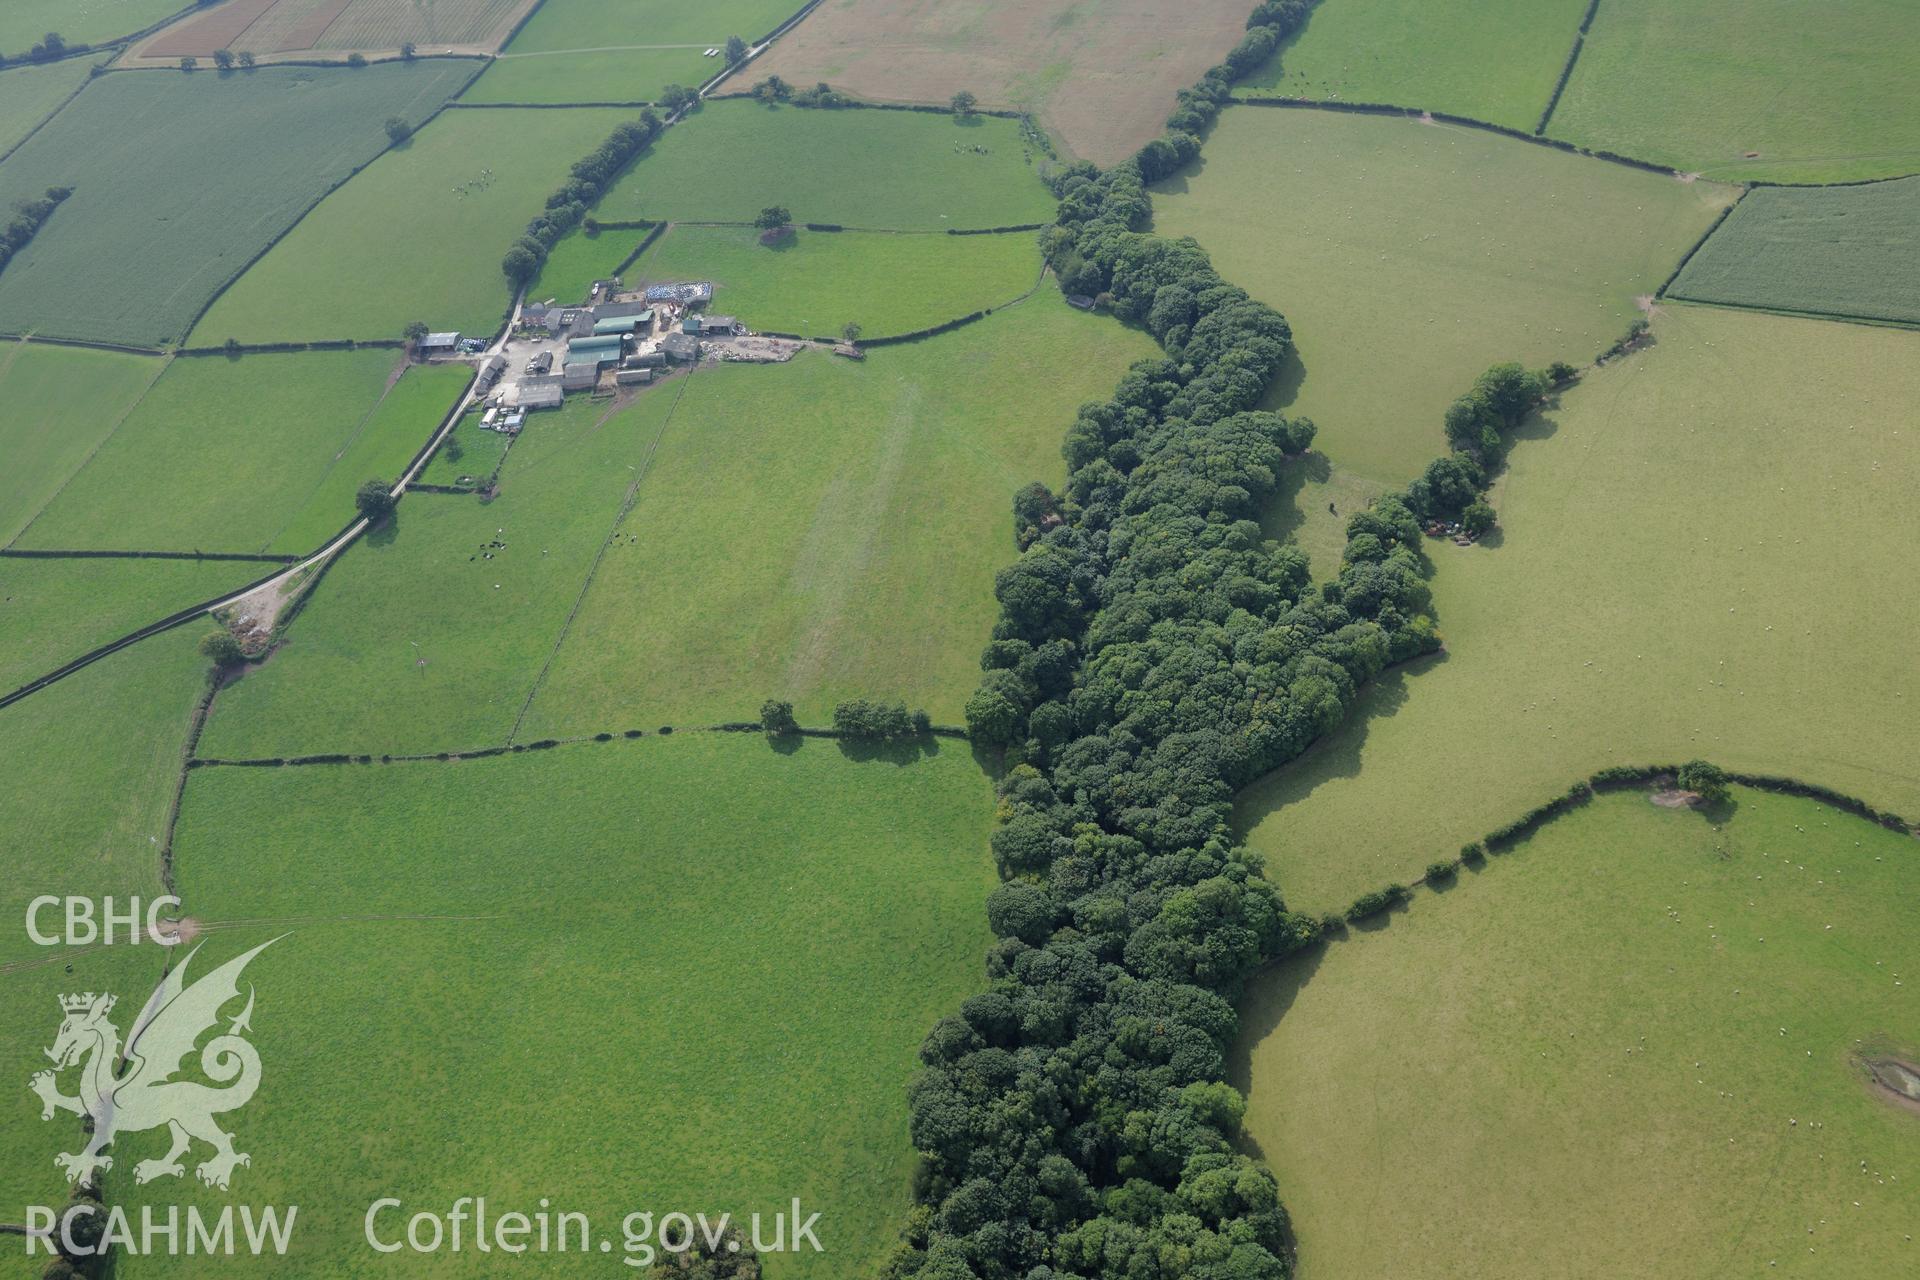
[0,548,298,563]
[702,91,1028,122]
[1534,0,1602,135]
[503,370,701,745]
[3,349,172,551]
[176,57,490,349]
[0,332,165,356]
[1652,188,1746,298]
[447,98,658,109]
[186,720,969,769]
[158,677,222,899]
[1303,765,1917,947]
[0,62,100,167]
[1659,294,1920,333]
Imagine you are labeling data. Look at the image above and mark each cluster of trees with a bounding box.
[0,187,71,277]
[833,699,930,741]
[897,78,1459,1280]
[502,114,663,287]
[2,32,84,66]
[749,75,851,108]
[1131,0,1319,183]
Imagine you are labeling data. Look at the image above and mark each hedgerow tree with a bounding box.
[754,205,792,232]
[724,35,747,65]
[199,631,243,669]
[1678,759,1731,806]
[950,90,977,118]
[355,480,395,523]
[759,698,797,737]
[384,117,412,145]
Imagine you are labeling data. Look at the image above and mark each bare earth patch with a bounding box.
[754,0,1254,164]
[1863,1057,1920,1117]
[1648,788,1700,809]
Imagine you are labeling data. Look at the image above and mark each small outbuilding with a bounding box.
[419,331,461,356]
[615,368,653,386]
[661,334,700,363]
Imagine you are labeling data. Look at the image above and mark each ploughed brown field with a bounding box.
[753,0,1254,164]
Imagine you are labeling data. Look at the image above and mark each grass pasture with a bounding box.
[587,98,1055,230]
[1236,307,1920,914]
[0,0,182,53]
[1667,177,1920,326]
[0,628,210,1216]
[1240,789,1920,1279]
[1549,0,1920,183]
[417,407,513,488]
[461,0,797,104]
[0,341,162,544]
[0,61,473,347]
[141,731,998,1278]
[526,221,652,305]
[15,350,404,554]
[752,0,1255,165]
[1150,107,1736,517]
[0,556,259,693]
[196,392,681,759]
[265,361,473,554]
[623,224,1041,337]
[193,105,633,344]
[0,58,93,159]
[517,294,1156,737]
[1234,0,1591,130]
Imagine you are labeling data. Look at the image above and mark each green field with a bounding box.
[0,556,258,693]
[194,105,631,345]
[197,392,681,758]
[0,341,162,544]
[199,295,1151,756]
[136,730,997,1278]
[0,58,92,158]
[0,628,209,1215]
[15,350,404,553]
[1152,106,1736,563]
[516,295,1155,737]
[1549,0,1920,182]
[620,224,1041,336]
[587,99,1055,230]
[0,0,182,52]
[1241,788,1920,1279]
[1234,0,1591,130]
[266,361,472,554]
[1236,307,1920,914]
[526,222,652,305]
[460,0,797,104]
[0,62,473,346]
[417,407,514,488]
[1667,177,1920,326]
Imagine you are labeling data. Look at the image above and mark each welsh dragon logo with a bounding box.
[30,937,281,1191]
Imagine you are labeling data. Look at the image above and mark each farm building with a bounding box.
[681,314,743,336]
[480,355,507,385]
[527,350,554,375]
[661,334,700,362]
[593,312,653,335]
[419,331,461,355]
[518,383,564,410]
[566,334,626,360]
[615,368,653,386]
[623,351,666,369]
[593,300,655,322]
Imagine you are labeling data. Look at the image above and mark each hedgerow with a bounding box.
[501,114,664,287]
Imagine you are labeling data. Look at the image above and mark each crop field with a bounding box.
[0,59,93,159]
[1548,0,1920,183]
[0,557,259,694]
[623,224,1042,337]
[1233,0,1590,130]
[0,342,162,544]
[193,105,631,345]
[196,392,681,759]
[752,0,1255,165]
[1151,106,1736,558]
[15,350,403,554]
[1236,307,1920,915]
[145,0,534,56]
[0,628,209,1214]
[143,731,998,1278]
[1667,176,1920,326]
[516,295,1156,736]
[460,0,797,104]
[586,99,1055,230]
[0,61,473,347]
[265,361,472,553]
[1241,788,1920,1279]
[0,0,182,52]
